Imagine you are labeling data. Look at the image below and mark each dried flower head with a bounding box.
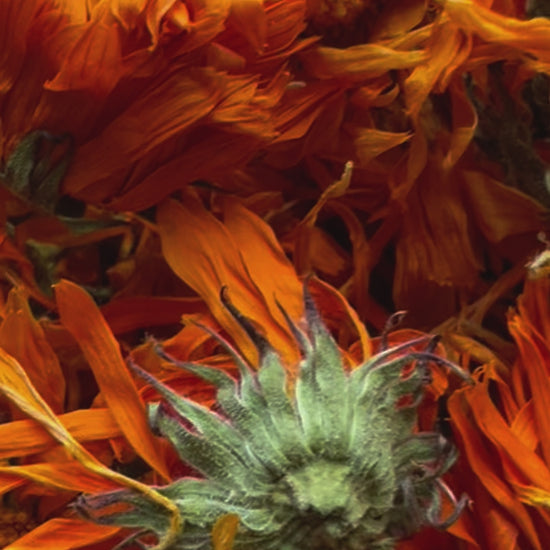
[76,288,470,550]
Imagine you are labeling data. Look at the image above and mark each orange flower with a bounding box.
[2,1,550,548]
[0,195,378,549]
[441,277,550,550]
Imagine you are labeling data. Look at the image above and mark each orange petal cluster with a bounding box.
[1,0,550,549]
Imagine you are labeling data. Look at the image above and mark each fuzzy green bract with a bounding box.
[77,288,470,550]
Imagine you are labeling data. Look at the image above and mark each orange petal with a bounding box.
[308,277,372,363]
[516,485,550,508]
[442,77,477,170]
[157,196,301,367]
[271,82,342,147]
[55,280,170,481]
[445,0,550,59]
[460,170,544,243]
[4,518,120,550]
[0,409,120,460]
[510,401,537,452]
[0,462,119,495]
[0,288,65,413]
[0,348,118,493]
[294,225,350,278]
[100,296,208,334]
[106,130,264,211]
[326,202,372,322]
[63,70,222,198]
[229,0,267,53]
[464,369,550,492]
[352,129,411,167]
[45,20,123,97]
[448,387,543,550]
[393,161,481,325]
[0,346,181,545]
[0,0,41,97]
[509,313,550,466]
[370,0,427,40]
[91,0,148,28]
[300,43,426,81]
[301,161,353,228]
[404,21,468,118]
[211,513,239,550]
[222,197,304,328]
[483,508,519,550]
[518,278,550,345]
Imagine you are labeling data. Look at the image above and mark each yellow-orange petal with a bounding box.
[445,0,550,59]
[0,348,119,493]
[0,409,120,460]
[0,346,181,546]
[55,280,170,481]
[404,21,468,118]
[300,43,426,81]
[0,462,120,495]
[211,513,239,550]
[352,129,411,167]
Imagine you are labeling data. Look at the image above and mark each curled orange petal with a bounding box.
[55,280,170,481]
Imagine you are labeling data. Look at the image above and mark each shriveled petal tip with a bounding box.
[352,129,411,166]
[54,280,170,481]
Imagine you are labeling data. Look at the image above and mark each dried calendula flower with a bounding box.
[76,288,470,550]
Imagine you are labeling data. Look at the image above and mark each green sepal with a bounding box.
[1,130,73,212]
[150,404,267,491]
